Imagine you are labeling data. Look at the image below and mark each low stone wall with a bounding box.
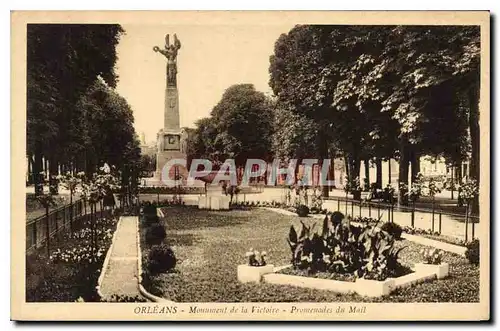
[237,263,449,298]
[198,195,230,210]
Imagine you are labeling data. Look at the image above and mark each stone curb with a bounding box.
[96,215,123,299]
[259,264,444,297]
[401,233,466,256]
[135,216,176,304]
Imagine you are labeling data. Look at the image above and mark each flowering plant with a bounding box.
[310,187,323,211]
[407,173,424,202]
[245,248,267,266]
[50,245,107,265]
[458,179,479,203]
[420,247,444,265]
[57,172,84,193]
[427,178,442,197]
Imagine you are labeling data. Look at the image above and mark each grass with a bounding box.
[141,207,479,303]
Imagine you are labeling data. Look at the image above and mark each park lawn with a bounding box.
[142,207,479,303]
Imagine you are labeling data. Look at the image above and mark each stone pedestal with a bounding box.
[415,262,449,279]
[164,87,179,130]
[355,278,395,297]
[198,195,230,210]
[237,264,275,283]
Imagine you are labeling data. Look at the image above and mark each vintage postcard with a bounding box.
[11,10,490,321]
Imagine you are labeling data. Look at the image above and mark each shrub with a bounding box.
[245,248,267,266]
[330,211,345,226]
[380,222,403,240]
[144,214,160,226]
[465,239,480,266]
[148,244,177,274]
[145,223,167,246]
[420,247,444,265]
[286,216,407,281]
[143,204,157,217]
[296,205,309,217]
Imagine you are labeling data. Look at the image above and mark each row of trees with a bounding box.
[268,25,480,209]
[182,26,480,210]
[27,24,141,196]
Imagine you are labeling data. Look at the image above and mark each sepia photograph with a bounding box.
[11,10,490,321]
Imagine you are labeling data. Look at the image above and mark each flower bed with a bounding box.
[25,211,117,302]
[247,243,450,297]
[278,267,357,282]
[140,207,479,302]
[237,211,444,297]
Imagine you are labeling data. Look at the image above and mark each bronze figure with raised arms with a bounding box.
[153,34,181,87]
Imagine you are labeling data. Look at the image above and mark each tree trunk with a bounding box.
[34,142,44,195]
[295,158,302,186]
[410,150,420,181]
[318,136,329,197]
[398,136,410,207]
[49,154,59,195]
[329,148,337,189]
[375,158,382,189]
[348,154,361,200]
[468,84,480,215]
[344,156,350,185]
[388,158,392,184]
[364,158,370,190]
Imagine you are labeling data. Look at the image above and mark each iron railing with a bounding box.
[322,197,478,242]
[26,199,86,254]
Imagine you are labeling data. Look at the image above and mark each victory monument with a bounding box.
[147,33,191,185]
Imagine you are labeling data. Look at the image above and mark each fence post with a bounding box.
[337,199,340,211]
[438,213,442,234]
[359,201,362,217]
[472,219,475,240]
[377,202,380,218]
[368,202,371,217]
[33,222,37,249]
[351,201,354,217]
[45,213,50,257]
[387,205,390,222]
[465,204,469,243]
[411,206,415,228]
[431,209,435,232]
[62,206,66,230]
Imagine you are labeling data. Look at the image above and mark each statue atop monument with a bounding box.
[153,34,181,87]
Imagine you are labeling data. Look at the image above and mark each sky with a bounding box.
[115,24,295,144]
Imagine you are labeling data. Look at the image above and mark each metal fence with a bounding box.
[26,199,86,254]
[323,197,479,242]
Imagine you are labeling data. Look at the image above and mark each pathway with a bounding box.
[98,216,142,300]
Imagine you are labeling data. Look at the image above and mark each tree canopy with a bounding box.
[187,84,274,167]
[269,25,480,204]
[26,24,141,196]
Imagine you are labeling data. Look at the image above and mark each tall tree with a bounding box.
[209,84,274,166]
[27,24,124,194]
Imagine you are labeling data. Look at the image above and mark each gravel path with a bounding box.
[99,216,142,300]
